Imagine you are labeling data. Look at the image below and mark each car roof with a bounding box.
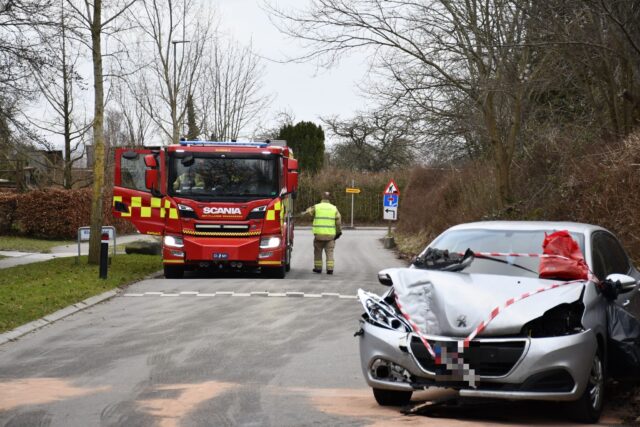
[446,221,607,235]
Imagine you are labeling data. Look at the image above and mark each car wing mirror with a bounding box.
[378,272,393,287]
[605,273,638,293]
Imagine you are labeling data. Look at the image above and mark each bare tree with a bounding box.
[270,0,545,205]
[29,1,91,189]
[110,78,152,146]
[0,0,56,120]
[128,0,212,144]
[323,111,418,171]
[198,39,271,141]
[0,0,58,186]
[65,0,138,264]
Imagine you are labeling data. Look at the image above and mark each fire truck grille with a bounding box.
[185,224,257,237]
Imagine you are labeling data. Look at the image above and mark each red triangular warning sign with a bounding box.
[383,179,400,195]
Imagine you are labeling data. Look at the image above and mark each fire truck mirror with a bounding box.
[288,158,298,171]
[287,170,298,195]
[145,168,158,191]
[144,154,157,168]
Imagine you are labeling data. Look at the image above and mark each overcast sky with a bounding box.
[217,0,372,136]
[36,0,371,150]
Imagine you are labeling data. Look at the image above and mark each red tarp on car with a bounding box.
[539,230,588,281]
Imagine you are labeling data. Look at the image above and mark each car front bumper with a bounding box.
[358,320,598,401]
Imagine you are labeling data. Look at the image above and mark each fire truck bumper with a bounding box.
[175,236,261,263]
[162,236,285,267]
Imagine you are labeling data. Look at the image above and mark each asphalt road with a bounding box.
[0,229,625,426]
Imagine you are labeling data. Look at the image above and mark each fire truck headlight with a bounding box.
[178,204,194,212]
[251,205,267,213]
[260,236,281,249]
[164,235,184,248]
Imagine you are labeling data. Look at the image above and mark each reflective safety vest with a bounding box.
[312,202,338,236]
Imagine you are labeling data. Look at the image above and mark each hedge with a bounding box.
[0,192,17,234]
[4,188,135,239]
[295,167,408,225]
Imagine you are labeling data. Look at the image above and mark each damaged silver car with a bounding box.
[357,221,640,423]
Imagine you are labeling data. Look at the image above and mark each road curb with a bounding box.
[0,270,163,347]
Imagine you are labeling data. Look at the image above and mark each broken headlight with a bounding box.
[358,289,411,332]
[521,300,585,338]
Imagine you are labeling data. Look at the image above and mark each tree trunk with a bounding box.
[482,93,513,207]
[61,4,72,189]
[88,0,105,265]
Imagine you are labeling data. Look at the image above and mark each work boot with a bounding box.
[313,268,322,273]
[326,270,333,275]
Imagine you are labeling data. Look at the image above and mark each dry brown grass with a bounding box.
[396,130,640,262]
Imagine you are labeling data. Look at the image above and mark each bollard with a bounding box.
[99,232,109,279]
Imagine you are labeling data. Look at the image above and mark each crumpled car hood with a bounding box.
[384,268,586,337]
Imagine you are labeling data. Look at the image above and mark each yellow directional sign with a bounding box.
[346,188,361,194]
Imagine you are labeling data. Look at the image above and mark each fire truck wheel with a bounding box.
[285,248,291,272]
[164,264,184,279]
[265,265,286,279]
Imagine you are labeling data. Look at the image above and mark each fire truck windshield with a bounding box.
[169,154,279,200]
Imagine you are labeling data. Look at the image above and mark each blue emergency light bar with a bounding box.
[179,140,269,148]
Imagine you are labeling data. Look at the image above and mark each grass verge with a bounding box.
[0,254,161,333]
[0,236,73,253]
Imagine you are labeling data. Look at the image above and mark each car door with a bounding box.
[113,148,166,236]
[591,231,640,316]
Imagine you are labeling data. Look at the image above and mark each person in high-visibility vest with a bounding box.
[303,192,342,274]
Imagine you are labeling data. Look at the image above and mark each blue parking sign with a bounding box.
[383,194,398,207]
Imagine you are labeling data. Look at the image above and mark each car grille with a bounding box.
[409,336,526,377]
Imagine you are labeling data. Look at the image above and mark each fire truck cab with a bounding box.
[112,140,298,279]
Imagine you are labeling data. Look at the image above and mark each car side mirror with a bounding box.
[378,272,393,287]
[605,273,637,293]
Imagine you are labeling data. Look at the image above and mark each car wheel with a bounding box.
[568,350,604,423]
[164,264,184,279]
[372,388,412,406]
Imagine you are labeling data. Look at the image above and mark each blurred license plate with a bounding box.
[212,253,228,260]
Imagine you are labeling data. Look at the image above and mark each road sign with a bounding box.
[78,226,114,241]
[383,206,398,221]
[383,179,400,195]
[345,187,361,194]
[383,193,398,208]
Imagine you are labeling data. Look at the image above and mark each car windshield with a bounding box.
[169,154,279,201]
[420,229,586,278]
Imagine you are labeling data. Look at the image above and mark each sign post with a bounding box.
[382,180,400,246]
[345,179,360,228]
[77,226,116,262]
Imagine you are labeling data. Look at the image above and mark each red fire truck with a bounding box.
[112,140,298,278]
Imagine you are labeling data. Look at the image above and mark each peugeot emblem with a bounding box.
[456,315,467,328]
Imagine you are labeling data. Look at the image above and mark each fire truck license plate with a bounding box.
[212,253,228,260]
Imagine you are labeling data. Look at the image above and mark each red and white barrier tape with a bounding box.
[394,293,437,358]
[466,251,571,260]
[459,279,585,351]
